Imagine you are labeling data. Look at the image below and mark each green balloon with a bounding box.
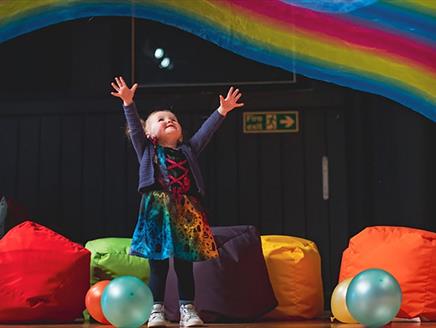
[346,269,402,327]
[101,275,153,328]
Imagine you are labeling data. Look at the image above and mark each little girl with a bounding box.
[111,76,243,327]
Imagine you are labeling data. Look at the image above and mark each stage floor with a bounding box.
[0,321,433,328]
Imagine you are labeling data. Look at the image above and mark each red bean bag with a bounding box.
[339,226,436,320]
[0,221,90,323]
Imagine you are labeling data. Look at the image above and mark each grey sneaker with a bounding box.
[179,304,204,327]
[148,303,168,327]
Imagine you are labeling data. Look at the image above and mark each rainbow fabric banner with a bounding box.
[1,0,435,121]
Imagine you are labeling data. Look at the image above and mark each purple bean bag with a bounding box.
[163,225,277,322]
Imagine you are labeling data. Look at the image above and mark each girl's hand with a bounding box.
[110,76,138,106]
[218,87,244,116]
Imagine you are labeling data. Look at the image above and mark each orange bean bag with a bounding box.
[261,235,324,319]
[339,226,436,320]
[0,221,90,323]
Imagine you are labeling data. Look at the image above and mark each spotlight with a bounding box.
[160,57,171,69]
[154,48,164,59]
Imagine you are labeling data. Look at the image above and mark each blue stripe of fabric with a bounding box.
[347,1,436,46]
[279,0,378,14]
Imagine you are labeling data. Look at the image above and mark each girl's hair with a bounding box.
[125,109,183,143]
[124,118,146,139]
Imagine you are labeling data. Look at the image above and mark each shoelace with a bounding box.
[181,306,200,320]
[150,309,165,320]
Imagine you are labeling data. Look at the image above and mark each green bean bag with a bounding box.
[85,238,150,285]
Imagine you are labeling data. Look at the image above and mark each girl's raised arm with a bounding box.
[189,87,243,154]
[111,76,147,160]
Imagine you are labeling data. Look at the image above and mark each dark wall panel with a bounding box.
[60,115,84,241]
[17,117,40,216]
[237,123,261,228]
[214,113,239,227]
[281,130,306,237]
[39,116,62,231]
[259,134,282,234]
[104,113,127,237]
[0,117,19,198]
[83,114,106,240]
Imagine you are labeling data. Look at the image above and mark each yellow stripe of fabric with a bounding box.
[0,0,65,23]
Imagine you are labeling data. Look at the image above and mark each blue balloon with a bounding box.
[101,276,153,328]
[346,269,402,327]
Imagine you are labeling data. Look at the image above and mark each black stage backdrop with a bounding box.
[1,17,435,307]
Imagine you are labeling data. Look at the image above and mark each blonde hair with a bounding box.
[144,110,173,135]
[125,118,146,139]
[126,110,183,143]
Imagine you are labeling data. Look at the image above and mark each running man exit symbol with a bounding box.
[243,111,299,133]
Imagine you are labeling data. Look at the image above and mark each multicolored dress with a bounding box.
[130,144,218,262]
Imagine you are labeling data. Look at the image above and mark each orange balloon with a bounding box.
[85,280,111,324]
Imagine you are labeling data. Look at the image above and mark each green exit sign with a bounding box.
[243,111,299,133]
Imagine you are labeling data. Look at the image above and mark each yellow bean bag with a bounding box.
[261,235,324,319]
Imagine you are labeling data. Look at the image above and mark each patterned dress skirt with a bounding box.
[130,146,218,262]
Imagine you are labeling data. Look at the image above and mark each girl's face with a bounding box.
[145,111,182,145]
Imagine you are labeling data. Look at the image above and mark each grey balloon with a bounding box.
[346,268,402,327]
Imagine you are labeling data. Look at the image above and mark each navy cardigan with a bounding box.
[123,103,225,196]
